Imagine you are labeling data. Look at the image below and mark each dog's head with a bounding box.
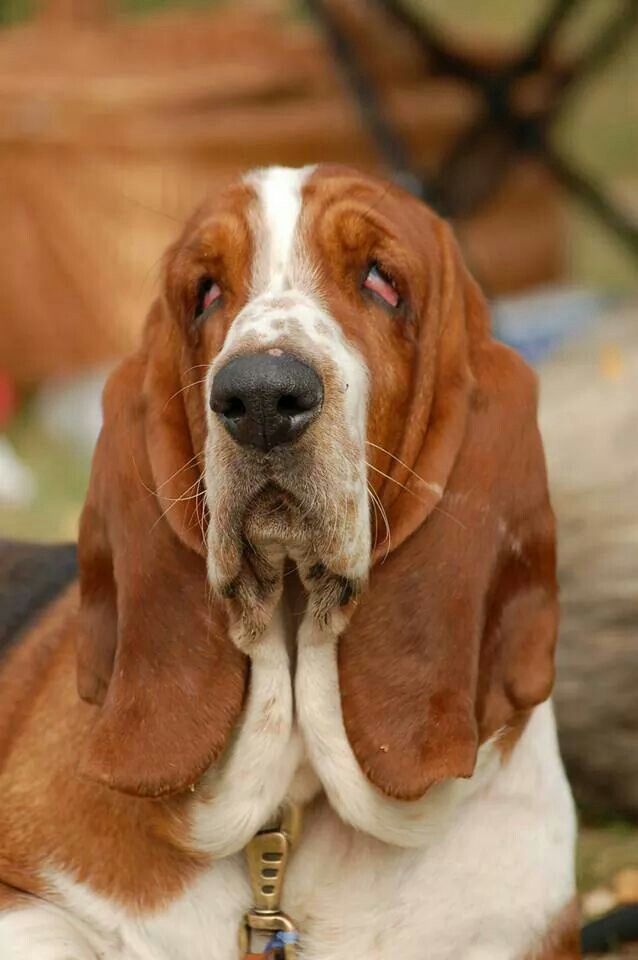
[77,166,558,799]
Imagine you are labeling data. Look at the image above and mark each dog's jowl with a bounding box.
[0,166,578,960]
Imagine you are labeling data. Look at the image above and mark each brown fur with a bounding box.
[0,166,561,923]
[525,899,582,959]
[76,184,256,795]
[76,355,247,796]
[303,167,558,799]
[0,587,206,909]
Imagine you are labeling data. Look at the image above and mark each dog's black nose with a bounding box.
[210,352,324,451]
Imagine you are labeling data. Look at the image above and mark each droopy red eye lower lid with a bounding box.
[363,263,400,308]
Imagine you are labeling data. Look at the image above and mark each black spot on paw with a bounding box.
[338,577,355,606]
[220,579,238,599]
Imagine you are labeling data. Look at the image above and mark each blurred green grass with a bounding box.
[579,822,638,891]
[0,402,90,542]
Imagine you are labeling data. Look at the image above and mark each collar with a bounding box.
[239,801,302,959]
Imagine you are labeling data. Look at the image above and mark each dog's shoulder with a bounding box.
[0,539,78,660]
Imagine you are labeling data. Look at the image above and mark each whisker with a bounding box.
[365,440,441,495]
[183,363,213,376]
[368,482,389,544]
[365,461,465,530]
[368,482,380,553]
[368,482,379,551]
[153,452,201,493]
[162,378,209,411]
[194,474,208,546]
[367,482,391,561]
[150,474,203,532]
[159,491,203,505]
[366,461,424,499]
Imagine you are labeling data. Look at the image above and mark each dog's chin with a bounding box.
[206,479,366,648]
[242,485,311,554]
[205,428,372,646]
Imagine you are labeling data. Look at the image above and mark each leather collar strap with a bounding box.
[239,803,302,959]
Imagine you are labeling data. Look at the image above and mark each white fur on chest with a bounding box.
[13,700,575,960]
[287,704,575,960]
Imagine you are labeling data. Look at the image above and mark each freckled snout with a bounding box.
[210,352,323,452]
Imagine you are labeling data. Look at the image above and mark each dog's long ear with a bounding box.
[339,227,558,800]
[76,304,247,797]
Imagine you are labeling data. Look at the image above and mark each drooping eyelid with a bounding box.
[369,260,398,290]
[203,281,222,311]
[364,256,406,307]
[194,275,223,324]
[195,275,213,315]
[357,220,407,288]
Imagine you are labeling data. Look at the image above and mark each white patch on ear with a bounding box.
[295,614,501,847]
[497,517,523,556]
[189,604,301,857]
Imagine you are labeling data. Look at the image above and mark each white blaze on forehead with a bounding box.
[245,165,316,295]
[215,165,368,446]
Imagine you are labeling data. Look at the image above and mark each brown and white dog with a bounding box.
[0,166,578,959]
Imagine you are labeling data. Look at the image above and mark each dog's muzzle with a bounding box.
[210,352,323,452]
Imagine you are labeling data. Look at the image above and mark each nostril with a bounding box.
[277,394,303,416]
[212,394,246,419]
[277,387,322,417]
[223,397,246,420]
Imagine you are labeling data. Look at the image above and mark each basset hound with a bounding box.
[0,165,579,960]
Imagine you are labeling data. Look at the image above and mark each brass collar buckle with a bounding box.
[239,802,301,959]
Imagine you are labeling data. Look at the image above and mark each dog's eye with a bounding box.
[362,263,400,309]
[195,276,222,319]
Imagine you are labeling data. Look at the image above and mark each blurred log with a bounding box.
[539,302,638,819]
[0,0,565,384]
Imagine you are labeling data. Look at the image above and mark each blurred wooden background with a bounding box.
[0,0,568,382]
